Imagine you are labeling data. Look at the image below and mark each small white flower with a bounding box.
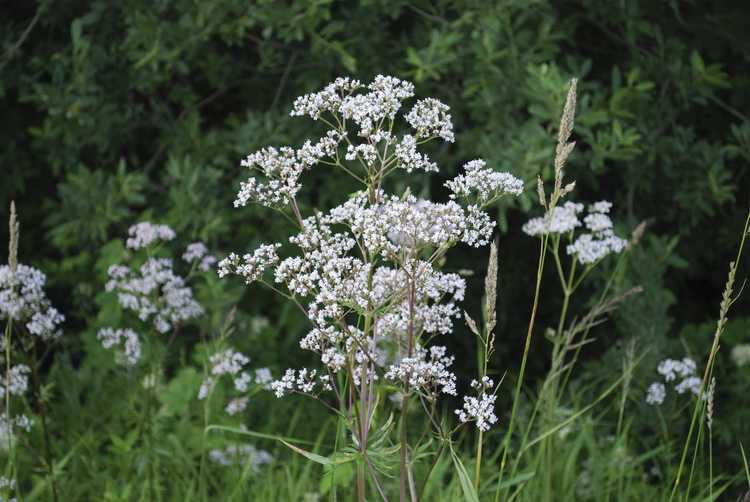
[182,242,218,271]
[405,97,454,142]
[675,376,702,396]
[0,264,64,340]
[225,397,249,416]
[0,365,30,397]
[523,201,584,236]
[446,159,524,203]
[645,382,666,405]
[106,258,203,333]
[209,444,273,471]
[126,222,176,250]
[97,327,142,366]
[218,244,281,283]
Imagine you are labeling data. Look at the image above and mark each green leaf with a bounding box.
[281,439,355,466]
[449,446,479,502]
[158,367,202,416]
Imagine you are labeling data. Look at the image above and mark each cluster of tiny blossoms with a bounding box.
[222,75,523,433]
[209,443,274,471]
[446,159,524,205]
[105,222,204,334]
[125,222,175,250]
[646,357,702,405]
[0,363,32,450]
[523,200,627,265]
[455,377,499,432]
[182,242,217,272]
[0,264,64,340]
[384,346,457,396]
[96,328,141,366]
[198,349,273,416]
[99,223,207,364]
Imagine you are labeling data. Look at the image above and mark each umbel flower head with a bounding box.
[105,222,204,334]
[99,222,209,366]
[220,75,524,434]
[1,202,64,341]
[523,200,628,265]
[198,348,273,416]
[645,356,702,406]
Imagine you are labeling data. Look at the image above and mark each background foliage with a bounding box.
[2,0,749,499]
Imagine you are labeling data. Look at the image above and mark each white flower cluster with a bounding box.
[182,242,217,272]
[0,264,64,340]
[0,364,30,397]
[270,368,333,398]
[522,200,627,265]
[565,202,627,265]
[405,98,454,142]
[226,76,524,423]
[446,159,524,204]
[217,244,281,284]
[455,377,498,432]
[385,346,457,396]
[522,201,584,236]
[339,75,414,137]
[291,77,363,120]
[657,357,697,381]
[235,146,317,208]
[125,222,176,250]
[646,357,702,405]
[97,328,141,366]
[394,135,438,173]
[645,382,666,406]
[209,443,274,471]
[0,413,32,451]
[0,345,33,452]
[198,349,272,416]
[106,257,203,333]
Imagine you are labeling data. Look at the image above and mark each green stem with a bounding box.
[474,429,484,489]
[3,319,18,501]
[32,342,59,502]
[495,234,549,502]
[669,209,750,500]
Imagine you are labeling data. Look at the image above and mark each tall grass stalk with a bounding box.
[3,202,19,499]
[495,78,578,502]
[472,240,498,490]
[669,208,750,501]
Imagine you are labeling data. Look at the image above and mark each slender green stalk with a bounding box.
[495,233,549,502]
[3,319,17,501]
[400,278,416,502]
[669,209,750,501]
[31,342,59,502]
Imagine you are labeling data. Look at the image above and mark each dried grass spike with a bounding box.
[536,176,547,209]
[483,240,498,332]
[706,377,716,430]
[8,201,19,274]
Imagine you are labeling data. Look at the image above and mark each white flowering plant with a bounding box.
[0,203,66,501]
[219,75,530,499]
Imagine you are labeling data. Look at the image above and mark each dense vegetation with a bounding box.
[1,1,749,500]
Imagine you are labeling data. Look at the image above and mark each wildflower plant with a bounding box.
[220,75,524,500]
[1,203,63,501]
[96,221,214,499]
